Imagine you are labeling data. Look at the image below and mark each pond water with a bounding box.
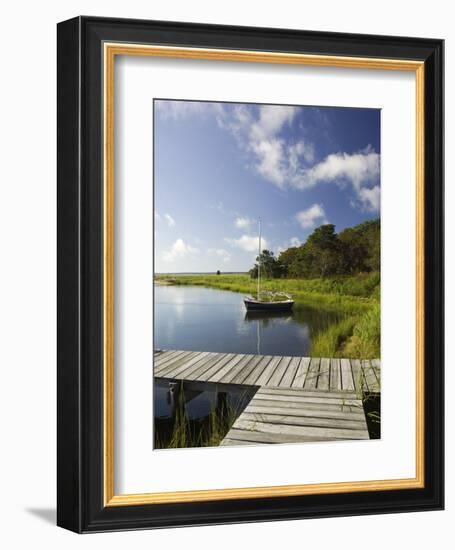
[155,284,343,357]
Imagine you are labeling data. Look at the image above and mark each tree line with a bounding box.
[249,219,380,279]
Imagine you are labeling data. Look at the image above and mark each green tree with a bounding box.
[303,224,344,277]
[339,219,380,273]
[277,246,300,277]
[251,219,380,279]
[249,250,284,279]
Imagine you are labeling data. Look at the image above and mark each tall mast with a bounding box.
[257,219,261,300]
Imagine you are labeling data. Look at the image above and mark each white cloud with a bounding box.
[156,100,380,212]
[215,104,257,148]
[288,141,315,168]
[295,147,380,190]
[250,105,297,141]
[225,234,268,252]
[356,185,380,212]
[216,104,300,188]
[155,211,176,227]
[208,248,231,263]
[296,204,328,229]
[234,216,254,229]
[289,237,301,247]
[251,138,286,186]
[164,213,176,227]
[162,239,199,262]
[155,100,215,120]
[289,147,380,212]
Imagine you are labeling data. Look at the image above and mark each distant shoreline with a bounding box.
[155,272,247,276]
[154,279,175,286]
[154,272,247,285]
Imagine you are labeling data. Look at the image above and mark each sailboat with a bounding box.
[243,220,294,312]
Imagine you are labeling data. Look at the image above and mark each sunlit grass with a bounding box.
[341,303,381,359]
[311,316,359,357]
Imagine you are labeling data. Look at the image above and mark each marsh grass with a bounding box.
[363,393,381,439]
[155,384,251,449]
[350,369,381,440]
[341,303,380,359]
[311,316,359,357]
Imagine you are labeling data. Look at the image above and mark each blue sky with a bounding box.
[154,100,380,273]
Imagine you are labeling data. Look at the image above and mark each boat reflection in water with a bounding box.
[244,310,293,323]
[244,309,294,355]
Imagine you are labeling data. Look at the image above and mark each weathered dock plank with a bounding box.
[304,357,320,389]
[172,352,219,380]
[330,358,341,391]
[154,350,192,373]
[350,359,364,393]
[184,353,228,382]
[233,419,370,440]
[196,353,235,382]
[318,358,331,390]
[230,355,264,385]
[156,351,204,377]
[221,386,370,445]
[340,358,355,391]
[242,355,273,385]
[239,412,368,430]
[249,397,363,413]
[219,354,253,384]
[362,359,381,393]
[255,355,282,386]
[255,387,358,400]
[255,389,363,407]
[155,350,380,393]
[291,357,310,388]
[267,356,291,387]
[207,353,244,383]
[279,356,301,387]
[220,429,324,445]
[245,404,365,421]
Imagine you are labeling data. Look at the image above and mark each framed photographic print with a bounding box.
[57,16,444,532]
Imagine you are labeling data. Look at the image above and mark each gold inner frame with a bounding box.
[103,43,425,506]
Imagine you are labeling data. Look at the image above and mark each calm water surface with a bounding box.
[155,285,343,357]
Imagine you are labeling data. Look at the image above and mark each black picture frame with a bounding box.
[57,16,444,533]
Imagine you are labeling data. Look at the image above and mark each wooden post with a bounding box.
[168,381,181,418]
[216,390,228,415]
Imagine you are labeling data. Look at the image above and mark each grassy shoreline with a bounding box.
[155,273,380,359]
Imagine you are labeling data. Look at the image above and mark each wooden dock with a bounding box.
[154,350,380,393]
[221,387,369,445]
[154,350,380,445]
